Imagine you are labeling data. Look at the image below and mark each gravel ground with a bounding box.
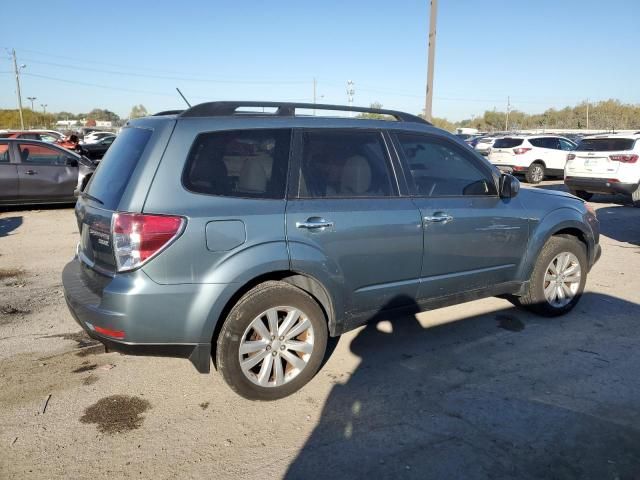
[1,183,639,480]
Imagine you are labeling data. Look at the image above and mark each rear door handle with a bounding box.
[424,212,453,224]
[296,218,334,230]
[25,169,37,175]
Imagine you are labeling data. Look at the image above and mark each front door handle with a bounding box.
[296,218,334,230]
[25,169,37,175]
[424,212,453,224]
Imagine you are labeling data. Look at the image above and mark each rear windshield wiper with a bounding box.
[80,191,104,205]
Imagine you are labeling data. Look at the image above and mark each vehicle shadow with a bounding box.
[285,292,640,480]
[596,206,640,246]
[0,216,23,237]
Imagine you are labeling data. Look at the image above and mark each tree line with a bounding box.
[0,105,148,130]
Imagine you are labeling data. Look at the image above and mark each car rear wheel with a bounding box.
[216,281,328,400]
[569,189,593,201]
[514,236,587,316]
[525,163,545,184]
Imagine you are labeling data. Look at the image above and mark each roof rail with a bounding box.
[179,101,430,124]
[153,109,185,116]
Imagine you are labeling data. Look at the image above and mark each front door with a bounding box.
[286,129,423,317]
[0,142,18,202]
[392,132,529,300]
[16,143,78,201]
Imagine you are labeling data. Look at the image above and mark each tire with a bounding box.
[632,185,640,208]
[569,189,593,201]
[515,236,587,317]
[525,162,545,184]
[216,281,328,401]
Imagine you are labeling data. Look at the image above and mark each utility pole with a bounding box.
[346,80,355,117]
[41,104,48,128]
[12,49,25,130]
[424,0,438,122]
[505,96,511,131]
[586,99,589,130]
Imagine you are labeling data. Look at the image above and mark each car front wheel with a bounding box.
[514,236,587,316]
[216,281,328,400]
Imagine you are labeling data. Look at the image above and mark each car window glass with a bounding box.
[183,129,291,199]
[298,130,394,198]
[18,144,67,165]
[0,143,9,163]
[493,138,523,148]
[546,138,561,149]
[397,134,497,197]
[558,139,575,151]
[529,138,544,148]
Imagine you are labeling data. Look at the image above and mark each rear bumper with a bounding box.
[62,257,219,373]
[565,177,638,195]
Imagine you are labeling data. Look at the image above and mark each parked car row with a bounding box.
[0,139,97,205]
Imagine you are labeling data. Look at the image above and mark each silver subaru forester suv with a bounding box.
[63,101,601,400]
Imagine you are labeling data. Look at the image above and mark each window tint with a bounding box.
[0,143,8,163]
[558,138,575,151]
[18,143,67,165]
[18,133,40,140]
[576,138,636,152]
[493,138,523,148]
[397,134,497,197]
[86,127,152,209]
[183,129,291,199]
[298,130,394,198]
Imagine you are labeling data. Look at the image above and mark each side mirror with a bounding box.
[66,157,78,167]
[500,174,520,199]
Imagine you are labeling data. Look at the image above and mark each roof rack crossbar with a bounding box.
[179,101,429,124]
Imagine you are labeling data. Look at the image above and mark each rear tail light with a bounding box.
[513,147,531,155]
[567,153,576,161]
[112,212,185,272]
[609,154,638,163]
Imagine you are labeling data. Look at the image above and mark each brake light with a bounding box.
[609,154,638,163]
[513,147,531,155]
[567,153,576,161]
[112,212,185,272]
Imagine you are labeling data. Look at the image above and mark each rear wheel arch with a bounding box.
[210,270,335,368]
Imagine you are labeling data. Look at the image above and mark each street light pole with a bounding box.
[27,96,37,111]
[12,49,25,130]
[41,104,48,128]
[424,0,438,122]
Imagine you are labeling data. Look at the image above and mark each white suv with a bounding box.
[565,133,640,206]
[489,135,577,183]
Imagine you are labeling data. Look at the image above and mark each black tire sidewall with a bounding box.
[526,163,544,184]
[529,236,588,316]
[216,282,328,401]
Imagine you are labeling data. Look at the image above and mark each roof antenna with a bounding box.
[176,87,191,107]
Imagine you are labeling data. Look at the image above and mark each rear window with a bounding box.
[86,127,152,210]
[576,138,636,152]
[493,138,523,148]
[183,129,291,199]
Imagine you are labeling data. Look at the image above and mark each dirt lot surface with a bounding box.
[1,184,639,479]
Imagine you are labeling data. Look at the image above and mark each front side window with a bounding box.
[0,143,9,163]
[298,130,394,198]
[396,134,497,197]
[183,129,291,199]
[17,143,67,165]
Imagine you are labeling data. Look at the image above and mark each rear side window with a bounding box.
[183,129,291,199]
[86,127,152,210]
[18,143,68,165]
[297,130,395,198]
[493,138,523,148]
[576,138,636,152]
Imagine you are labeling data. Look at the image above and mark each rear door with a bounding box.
[393,132,529,299]
[286,129,423,316]
[16,142,78,201]
[0,141,18,202]
[567,137,636,177]
[489,138,522,165]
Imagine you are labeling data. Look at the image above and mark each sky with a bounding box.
[1,0,639,121]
